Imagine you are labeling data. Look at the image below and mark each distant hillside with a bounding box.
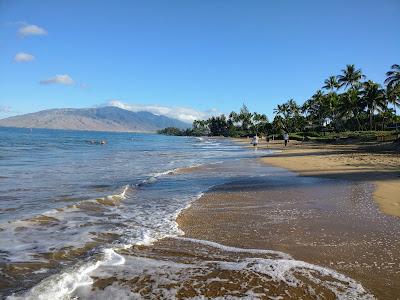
[0,106,189,132]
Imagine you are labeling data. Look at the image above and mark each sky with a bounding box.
[0,0,399,122]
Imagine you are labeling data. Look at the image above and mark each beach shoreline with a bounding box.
[176,138,400,298]
[235,138,400,217]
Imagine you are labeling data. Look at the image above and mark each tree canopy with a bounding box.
[159,64,400,137]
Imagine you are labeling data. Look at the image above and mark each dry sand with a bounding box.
[236,138,400,217]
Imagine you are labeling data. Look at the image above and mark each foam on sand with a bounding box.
[70,238,375,299]
[7,249,125,300]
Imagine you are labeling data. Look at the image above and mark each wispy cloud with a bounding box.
[0,105,12,113]
[14,52,35,62]
[108,100,219,123]
[39,74,74,85]
[0,105,19,118]
[18,24,47,36]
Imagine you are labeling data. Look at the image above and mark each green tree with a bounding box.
[208,115,228,136]
[192,119,210,136]
[238,104,253,132]
[337,64,365,90]
[385,64,400,89]
[273,99,301,133]
[384,64,400,131]
[302,90,330,128]
[338,89,364,130]
[252,112,268,135]
[361,81,386,130]
[323,76,339,93]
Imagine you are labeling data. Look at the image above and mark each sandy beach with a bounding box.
[86,154,399,299]
[236,138,400,217]
[174,139,400,299]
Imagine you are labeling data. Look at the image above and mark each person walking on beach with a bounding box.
[251,135,259,147]
[283,132,289,147]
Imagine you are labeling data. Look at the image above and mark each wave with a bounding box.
[6,192,205,300]
[0,184,132,263]
[7,248,125,300]
[173,237,372,299]
[26,237,374,300]
[139,163,204,185]
[174,237,292,259]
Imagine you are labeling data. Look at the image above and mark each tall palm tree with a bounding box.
[323,76,339,93]
[384,64,400,131]
[362,81,386,130]
[287,99,301,115]
[273,103,290,132]
[385,64,400,89]
[303,90,326,126]
[337,64,365,90]
[338,89,363,130]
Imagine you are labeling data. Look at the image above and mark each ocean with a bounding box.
[0,127,267,298]
[0,127,376,299]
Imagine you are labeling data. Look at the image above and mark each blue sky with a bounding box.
[0,0,399,121]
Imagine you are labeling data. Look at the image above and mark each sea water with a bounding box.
[0,127,374,299]
[0,128,264,296]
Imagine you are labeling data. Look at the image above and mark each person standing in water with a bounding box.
[283,132,289,147]
[251,135,259,147]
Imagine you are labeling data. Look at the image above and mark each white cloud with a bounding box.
[0,105,12,113]
[39,74,75,85]
[18,24,47,36]
[14,52,35,62]
[0,105,19,118]
[108,100,219,123]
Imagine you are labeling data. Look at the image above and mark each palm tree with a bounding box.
[273,99,301,133]
[384,64,400,131]
[303,90,325,126]
[252,112,268,135]
[287,99,301,115]
[273,103,290,132]
[337,64,365,90]
[323,76,339,93]
[362,81,386,130]
[385,64,400,89]
[338,89,363,130]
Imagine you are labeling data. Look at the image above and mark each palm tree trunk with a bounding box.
[369,110,373,130]
[356,116,362,131]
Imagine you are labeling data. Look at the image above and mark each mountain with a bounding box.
[0,106,190,132]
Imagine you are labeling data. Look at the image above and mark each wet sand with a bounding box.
[177,168,400,299]
[236,138,400,217]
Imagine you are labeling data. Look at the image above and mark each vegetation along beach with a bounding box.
[1,1,400,299]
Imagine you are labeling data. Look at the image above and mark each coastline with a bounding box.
[176,138,400,298]
[236,138,400,217]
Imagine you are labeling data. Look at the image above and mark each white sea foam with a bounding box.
[67,240,374,300]
[0,185,132,262]
[7,248,125,300]
[174,237,292,259]
[7,191,205,299]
